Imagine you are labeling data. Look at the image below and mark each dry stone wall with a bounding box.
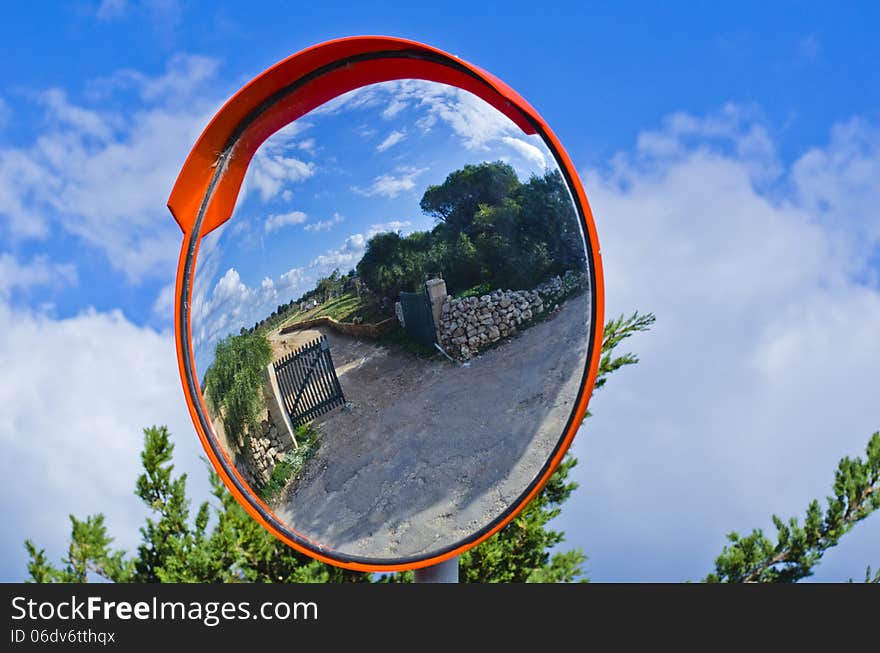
[438,271,587,360]
[234,369,299,490]
[237,418,290,489]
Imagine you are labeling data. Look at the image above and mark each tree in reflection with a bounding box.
[202,331,272,451]
[358,162,586,300]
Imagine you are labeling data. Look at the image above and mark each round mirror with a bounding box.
[171,38,604,570]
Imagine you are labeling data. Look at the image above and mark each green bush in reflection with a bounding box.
[203,331,272,450]
[259,425,319,504]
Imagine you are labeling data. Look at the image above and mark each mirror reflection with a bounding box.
[191,79,592,560]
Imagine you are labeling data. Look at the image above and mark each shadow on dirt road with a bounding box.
[270,291,591,561]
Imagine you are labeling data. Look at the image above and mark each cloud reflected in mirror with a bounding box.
[189,79,592,561]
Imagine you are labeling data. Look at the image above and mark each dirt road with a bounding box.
[269,291,591,561]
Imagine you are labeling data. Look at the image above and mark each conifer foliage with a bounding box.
[23,311,878,582]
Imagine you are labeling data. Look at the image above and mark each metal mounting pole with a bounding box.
[413,556,459,583]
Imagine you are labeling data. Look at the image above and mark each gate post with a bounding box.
[425,278,447,344]
[263,364,299,451]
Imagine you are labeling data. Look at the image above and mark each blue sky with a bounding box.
[191,80,554,374]
[1,1,878,582]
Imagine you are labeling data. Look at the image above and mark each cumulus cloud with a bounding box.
[0,254,77,299]
[0,55,225,282]
[366,220,411,238]
[309,221,412,272]
[500,136,547,169]
[376,129,406,152]
[791,118,880,248]
[122,54,220,104]
[0,301,207,581]
[190,254,310,375]
[238,121,316,202]
[41,89,118,141]
[264,210,307,233]
[327,80,552,178]
[562,106,880,581]
[303,212,344,233]
[381,99,408,119]
[310,85,384,116]
[309,233,367,270]
[249,154,315,202]
[353,167,427,198]
[95,0,183,34]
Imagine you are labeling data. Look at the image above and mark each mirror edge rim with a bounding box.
[172,36,606,572]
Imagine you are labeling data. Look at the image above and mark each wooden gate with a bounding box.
[272,335,345,427]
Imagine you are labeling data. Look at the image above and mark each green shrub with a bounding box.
[456,282,492,299]
[203,331,272,449]
[259,425,321,504]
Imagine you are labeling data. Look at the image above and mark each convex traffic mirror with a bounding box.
[169,37,605,571]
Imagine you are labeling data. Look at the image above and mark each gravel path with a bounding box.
[270,291,591,561]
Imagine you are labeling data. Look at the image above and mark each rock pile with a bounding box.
[535,270,587,305]
[437,271,587,360]
[439,289,544,360]
[239,417,291,489]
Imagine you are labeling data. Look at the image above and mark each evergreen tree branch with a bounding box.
[25,310,653,584]
[594,311,655,391]
[706,431,880,583]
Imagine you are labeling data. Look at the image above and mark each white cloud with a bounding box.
[415,113,437,132]
[303,212,344,233]
[242,122,315,203]
[264,210,307,233]
[561,106,880,581]
[382,79,533,152]
[151,281,175,318]
[353,167,427,198]
[0,254,77,299]
[792,118,880,248]
[421,86,514,149]
[376,129,406,152]
[310,85,383,116]
[249,154,315,202]
[322,80,552,178]
[309,221,412,272]
[116,54,220,103]
[41,88,118,141]
[366,220,411,238]
[0,55,224,282]
[95,0,183,33]
[297,138,316,153]
[0,301,208,581]
[500,136,547,169]
[191,257,310,375]
[381,99,408,119]
[310,233,367,270]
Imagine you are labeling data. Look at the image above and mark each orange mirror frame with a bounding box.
[168,36,605,571]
